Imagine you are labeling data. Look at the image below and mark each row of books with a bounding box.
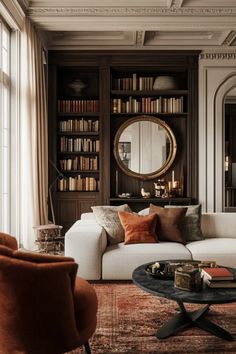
[113,74,155,91]
[60,156,98,171]
[111,96,184,114]
[57,99,99,113]
[59,118,99,132]
[58,176,99,192]
[60,137,100,153]
[202,267,236,288]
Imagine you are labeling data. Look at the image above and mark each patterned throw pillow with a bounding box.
[91,204,132,245]
[118,211,158,245]
[164,204,204,242]
[149,204,187,244]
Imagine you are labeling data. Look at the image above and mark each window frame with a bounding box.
[0,19,11,232]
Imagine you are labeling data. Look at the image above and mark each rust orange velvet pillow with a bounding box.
[118,211,158,245]
[149,204,187,244]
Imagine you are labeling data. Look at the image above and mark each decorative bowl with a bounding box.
[153,76,177,90]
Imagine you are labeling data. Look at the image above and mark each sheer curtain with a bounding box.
[19,19,48,249]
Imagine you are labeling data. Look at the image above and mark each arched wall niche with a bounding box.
[198,55,236,213]
[214,74,236,212]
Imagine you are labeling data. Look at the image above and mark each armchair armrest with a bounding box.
[65,220,107,280]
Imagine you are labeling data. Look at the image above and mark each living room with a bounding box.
[1,1,236,353]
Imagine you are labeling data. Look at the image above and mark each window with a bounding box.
[0,21,10,232]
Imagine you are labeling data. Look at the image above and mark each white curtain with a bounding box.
[19,19,48,249]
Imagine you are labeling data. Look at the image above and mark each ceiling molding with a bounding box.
[169,0,184,8]
[0,0,25,29]
[136,31,145,46]
[221,31,236,46]
[199,52,236,60]
[17,0,29,12]
[28,7,236,17]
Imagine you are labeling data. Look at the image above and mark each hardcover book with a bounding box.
[202,267,234,281]
[205,279,236,288]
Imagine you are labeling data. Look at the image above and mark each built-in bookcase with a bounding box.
[48,51,199,231]
[56,67,100,193]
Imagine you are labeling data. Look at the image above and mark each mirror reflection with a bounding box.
[118,121,170,173]
[114,116,177,180]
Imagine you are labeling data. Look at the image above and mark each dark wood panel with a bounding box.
[56,192,99,233]
[110,197,193,212]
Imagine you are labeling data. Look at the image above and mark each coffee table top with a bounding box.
[132,262,236,305]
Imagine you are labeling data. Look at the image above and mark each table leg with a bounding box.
[156,300,233,341]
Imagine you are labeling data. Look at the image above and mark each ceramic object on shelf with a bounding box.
[153,76,177,90]
[69,79,87,95]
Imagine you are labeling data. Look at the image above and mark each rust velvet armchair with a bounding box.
[0,232,98,354]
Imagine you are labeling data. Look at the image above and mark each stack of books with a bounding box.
[202,267,236,288]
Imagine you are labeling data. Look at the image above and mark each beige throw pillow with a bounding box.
[91,204,132,245]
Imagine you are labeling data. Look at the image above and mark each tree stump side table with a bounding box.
[33,224,64,255]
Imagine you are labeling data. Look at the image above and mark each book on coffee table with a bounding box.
[205,279,236,288]
[201,267,234,281]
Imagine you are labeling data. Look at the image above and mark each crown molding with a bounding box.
[199,52,236,60]
[222,31,236,46]
[136,31,145,46]
[0,0,25,29]
[28,7,236,17]
[17,0,30,12]
[169,0,184,8]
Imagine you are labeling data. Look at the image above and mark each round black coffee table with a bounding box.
[132,262,236,341]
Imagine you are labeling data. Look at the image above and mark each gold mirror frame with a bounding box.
[113,115,177,180]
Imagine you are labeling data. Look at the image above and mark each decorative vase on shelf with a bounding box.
[153,76,177,90]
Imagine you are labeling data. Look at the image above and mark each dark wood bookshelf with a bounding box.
[48,50,199,232]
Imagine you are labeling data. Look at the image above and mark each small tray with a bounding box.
[145,262,174,279]
[145,260,201,279]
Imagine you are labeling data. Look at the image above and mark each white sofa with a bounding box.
[65,212,236,280]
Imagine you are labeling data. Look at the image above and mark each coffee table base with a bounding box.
[156,300,233,341]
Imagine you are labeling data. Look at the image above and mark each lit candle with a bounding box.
[172,170,175,185]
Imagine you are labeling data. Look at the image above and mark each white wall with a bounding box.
[199,52,236,212]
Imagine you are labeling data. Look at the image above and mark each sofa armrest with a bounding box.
[65,220,107,280]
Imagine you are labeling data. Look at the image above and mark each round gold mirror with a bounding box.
[113,115,177,180]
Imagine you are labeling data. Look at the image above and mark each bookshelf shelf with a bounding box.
[57,112,100,117]
[111,90,188,96]
[58,132,99,136]
[110,112,188,117]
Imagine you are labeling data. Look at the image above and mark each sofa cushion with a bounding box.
[164,205,204,242]
[138,208,149,216]
[149,204,187,244]
[186,238,236,268]
[102,242,192,280]
[201,213,236,239]
[91,204,131,245]
[118,211,158,244]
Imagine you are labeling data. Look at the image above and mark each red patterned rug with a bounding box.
[69,282,236,354]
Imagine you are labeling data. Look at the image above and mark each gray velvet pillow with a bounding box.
[164,204,204,242]
[91,204,132,245]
